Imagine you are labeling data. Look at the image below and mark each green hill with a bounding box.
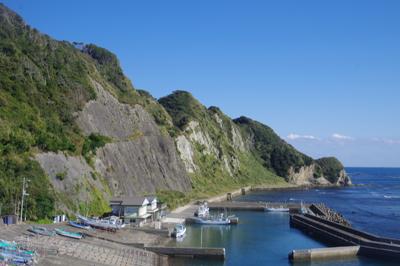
[0,4,350,220]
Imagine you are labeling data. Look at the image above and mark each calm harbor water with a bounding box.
[169,168,400,266]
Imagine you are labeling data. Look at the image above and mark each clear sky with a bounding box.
[3,0,400,167]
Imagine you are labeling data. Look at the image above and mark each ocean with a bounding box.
[169,167,400,266]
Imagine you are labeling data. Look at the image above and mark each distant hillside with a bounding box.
[159,91,351,192]
[0,4,350,220]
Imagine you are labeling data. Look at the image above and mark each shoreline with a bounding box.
[168,182,350,217]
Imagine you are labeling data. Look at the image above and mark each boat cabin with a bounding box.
[110,196,153,226]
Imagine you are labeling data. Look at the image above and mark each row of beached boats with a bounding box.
[28,226,83,240]
[0,239,37,265]
[27,214,126,241]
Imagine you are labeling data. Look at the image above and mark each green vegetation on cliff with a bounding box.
[0,4,141,219]
[234,116,313,177]
[159,91,288,206]
[315,157,344,183]
[0,4,348,217]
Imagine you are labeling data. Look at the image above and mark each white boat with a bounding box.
[189,213,231,225]
[77,215,125,231]
[194,202,209,218]
[265,204,289,212]
[171,224,186,238]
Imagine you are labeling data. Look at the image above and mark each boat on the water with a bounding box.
[191,203,238,225]
[55,228,83,239]
[265,206,290,212]
[69,220,92,230]
[171,224,186,238]
[77,214,125,231]
[28,226,55,236]
[189,213,231,225]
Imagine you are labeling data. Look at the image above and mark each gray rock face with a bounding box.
[76,81,156,141]
[77,80,191,196]
[287,164,351,186]
[36,80,191,207]
[35,152,110,209]
[95,136,191,196]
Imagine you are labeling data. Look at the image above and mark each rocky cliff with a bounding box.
[0,4,349,219]
[159,92,351,191]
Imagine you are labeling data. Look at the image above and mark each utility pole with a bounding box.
[19,178,29,223]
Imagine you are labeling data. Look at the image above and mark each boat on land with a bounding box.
[55,228,83,239]
[77,214,125,231]
[68,220,92,230]
[28,226,55,236]
[194,202,210,218]
[171,224,186,238]
[0,239,37,265]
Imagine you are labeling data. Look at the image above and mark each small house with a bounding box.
[145,196,160,221]
[110,197,152,226]
[2,215,18,225]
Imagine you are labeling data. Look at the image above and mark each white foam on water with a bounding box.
[384,195,400,199]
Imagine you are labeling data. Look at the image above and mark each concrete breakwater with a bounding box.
[289,246,361,261]
[309,203,351,227]
[290,213,400,261]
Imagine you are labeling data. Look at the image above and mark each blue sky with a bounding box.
[3,0,400,167]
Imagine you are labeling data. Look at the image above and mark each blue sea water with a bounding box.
[169,168,400,266]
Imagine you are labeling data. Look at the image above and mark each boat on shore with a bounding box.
[77,214,125,231]
[0,239,37,265]
[28,226,55,236]
[194,202,210,217]
[69,220,92,230]
[171,224,186,238]
[55,228,83,239]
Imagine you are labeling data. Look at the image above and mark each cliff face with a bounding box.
[159,92,351,190]
[0,4,349,219]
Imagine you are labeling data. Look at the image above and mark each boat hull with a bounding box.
[69,221,92,230]
[265,208,289,212]
[55,229,83,239]
[186,217,230,225]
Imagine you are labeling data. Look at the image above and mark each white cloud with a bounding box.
[287,133,319,140]
[332,133,354,140]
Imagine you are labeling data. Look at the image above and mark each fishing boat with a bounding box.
[171,224,186,238]
[77,214,125,231]
[55,228,83,239]
[28,226,55,236]
[265,204,289,212]
[188,213,231,225]
[194,202,210,218]
[69,220,92,230]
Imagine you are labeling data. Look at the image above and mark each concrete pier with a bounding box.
[145,246,226,260]
[291,213,400,260]
[208,201,305,212]
[289,246,360,261]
